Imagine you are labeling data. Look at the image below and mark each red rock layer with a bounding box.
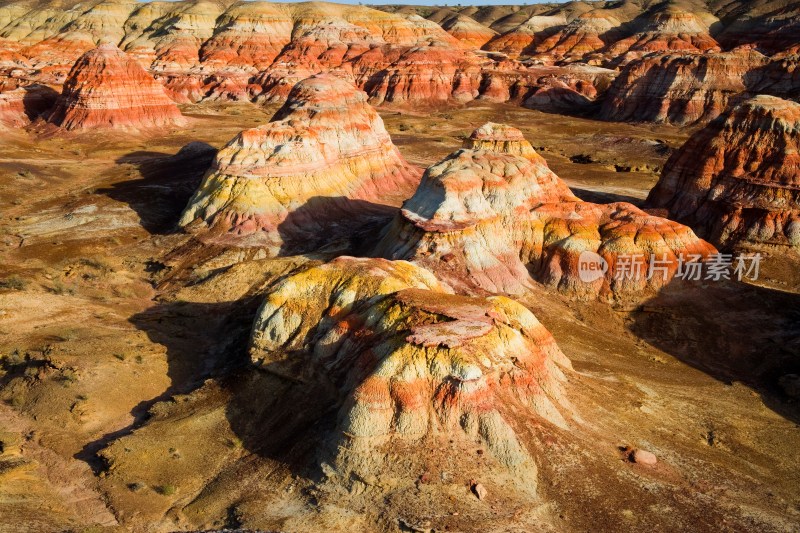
[375,123,715,300]
[2,0,798,115]
[0,84,57,126]
[483,14,567,59]
[607,11,720,59]
[534,12,623,62]
[439,15,497,49]
[46,43,185,131]
[648,95,800,251]
[350,40,485,105]
[599,47,769,126]
[249,256,572,481]
[179,74,421,250]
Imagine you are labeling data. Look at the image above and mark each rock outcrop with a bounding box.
[534,11,623,61]
[440,15,497,49]
[599,47,769,125]
[179,74,421,250]
[0,84,57,126]
[483,14,567,59]
[606,10,720,61]
[46,43,185,131]
[1,0,799,115]
[375,123,715,300]
[249,256,572,481]
[648,95,800,251]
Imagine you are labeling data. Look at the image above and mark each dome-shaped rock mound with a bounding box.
[178,74,422,250]
[46,43,186,131]
[440,15,497,49]
[249,256,572,485]
[648,95,800,251]
[375,123,716,300]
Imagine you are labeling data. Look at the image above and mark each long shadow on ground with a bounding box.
[628,277,800,424]
[74,297,257,473]
[98,142,217,235]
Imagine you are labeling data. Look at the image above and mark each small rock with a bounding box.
[398,518,432,533]
[471,480,488,500]
[629,449,657,466]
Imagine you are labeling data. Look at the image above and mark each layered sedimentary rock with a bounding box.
[1,0,798,116]
[351,39,484,105]
[599,47,769,125]
[375,123,715,300]
[648,95,800,251]
[179,74,421,249]
[0,84,57,126]
[249,256,572,480]
[46,43,185,131]
[439,15,497,49]
[713,0,800,54]
[534,11,623,61]
[483,14,567,58]
[522,73,599,112]
[608,10,720,57]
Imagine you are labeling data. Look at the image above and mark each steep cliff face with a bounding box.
[374,123,715,300]
[45,43,185,131]
[249,256,572,482]
[179,74,421,250]
[648,95,800,251]
[599,48,769,125]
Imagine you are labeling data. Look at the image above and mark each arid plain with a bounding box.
[0,0,799,531]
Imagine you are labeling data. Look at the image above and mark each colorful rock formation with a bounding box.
[350,39,485,105]
[0,84,57,127]
[249,256,572,480]
[179,74,421,250]
[375,123,715,300]
[46,44,185,131]
[0,0,798,114]
[606,10,720,61]
[483,14,567,58]
[439,15,497,49]
[599,47,769,125]
[534,11,623,61]
[648,95,800,251]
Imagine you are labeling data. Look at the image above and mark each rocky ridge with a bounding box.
[648,94,800,251]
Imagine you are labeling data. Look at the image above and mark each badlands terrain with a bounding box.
[0,0,799,531]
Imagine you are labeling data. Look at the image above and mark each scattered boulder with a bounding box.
[629,449,658,466]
